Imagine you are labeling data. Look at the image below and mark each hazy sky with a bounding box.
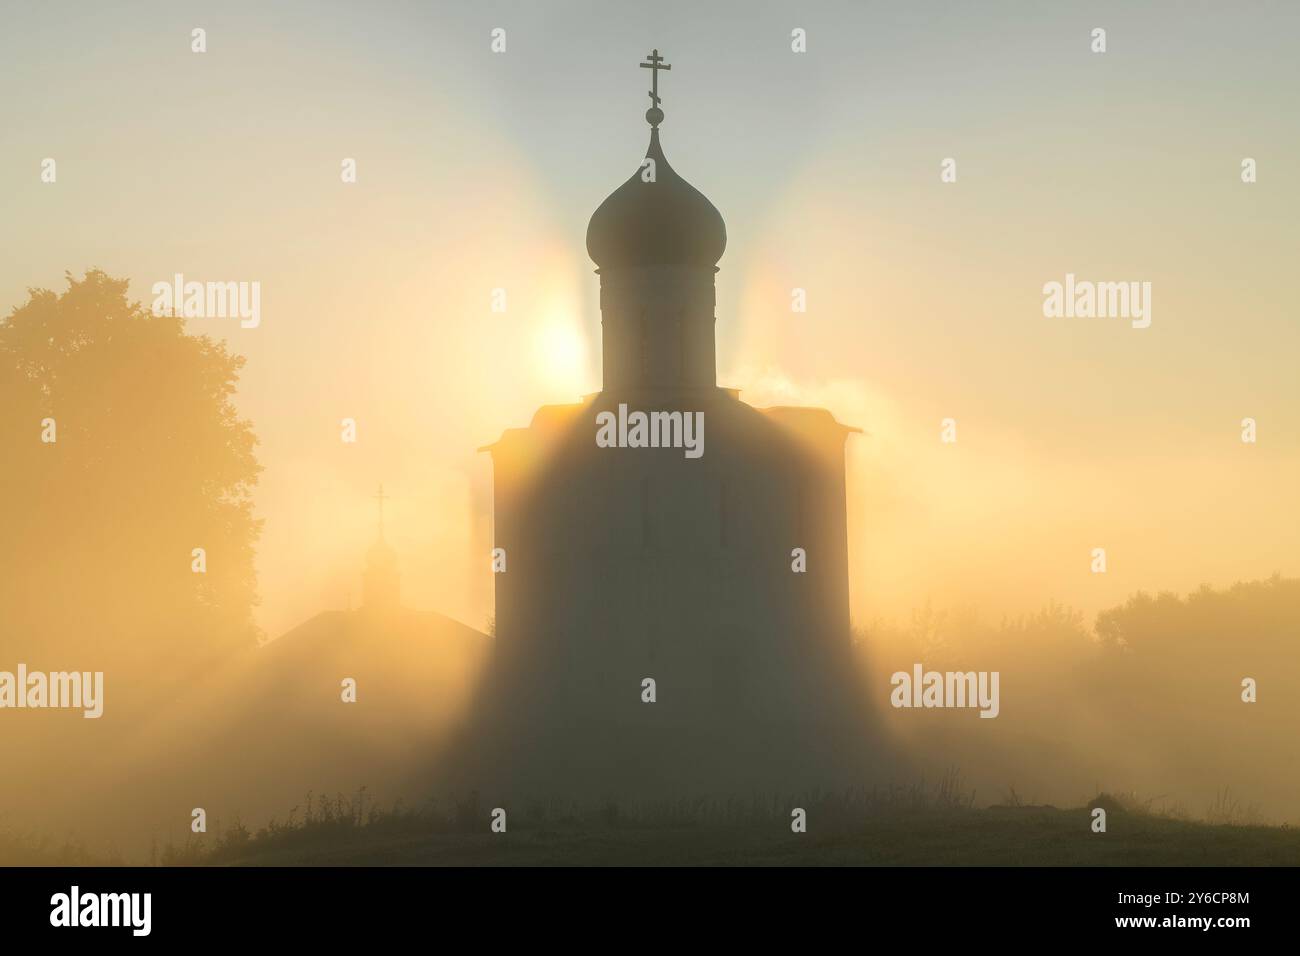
[3,1,1297,637]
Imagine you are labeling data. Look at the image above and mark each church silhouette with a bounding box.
[457,52,877,797]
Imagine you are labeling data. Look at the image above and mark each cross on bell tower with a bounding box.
[363,483,399,611]
[373,483,390,535]
[639,48,671,127]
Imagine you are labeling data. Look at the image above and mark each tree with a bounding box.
[0,270,262,683]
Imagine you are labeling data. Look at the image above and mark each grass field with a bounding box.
[191,807,1298,866]
[160,779,1300,867]
[8,778,1296,866]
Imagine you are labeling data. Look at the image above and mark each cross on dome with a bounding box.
[639,49,672,127]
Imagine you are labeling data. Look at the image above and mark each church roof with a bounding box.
[757,405,864,435]
[265,607,490,654]
[478,400,590,454]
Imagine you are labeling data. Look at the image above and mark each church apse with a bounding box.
[474,51,866,793]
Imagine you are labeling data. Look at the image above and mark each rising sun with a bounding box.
[536,319,587,390]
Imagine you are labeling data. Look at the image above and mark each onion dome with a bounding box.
[586,50,726,271]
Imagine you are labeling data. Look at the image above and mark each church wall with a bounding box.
[488,395,855,735]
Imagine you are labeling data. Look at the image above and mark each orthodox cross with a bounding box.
[639,49,671,108]
[373,483,390,533]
